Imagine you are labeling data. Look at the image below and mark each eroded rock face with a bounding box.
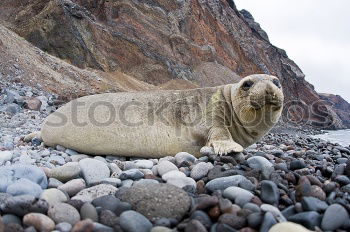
[0,0,348,128]
[319,93,350,128]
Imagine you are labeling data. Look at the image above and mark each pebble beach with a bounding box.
[1,82,350,232]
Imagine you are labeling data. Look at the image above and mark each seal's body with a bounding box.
[38,74,283,158]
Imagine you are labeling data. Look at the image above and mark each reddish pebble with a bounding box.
[208,206,220,220]
[240,227,258,232]
[196,180,206,194]
[71,219,94,232]
[250,196,262,206]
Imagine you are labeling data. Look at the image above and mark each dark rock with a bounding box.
[295,176,312,201]
[114,201,132,216]
[288,211,321,230]
[290,160,306,170]
[284,172,296,184]
[345,159,350,178]
[271,150,284,157]
[240,9,270,41]
[238,179,256,191]
[207,166,237,181]
[281,205,296,218]
[247,212,262,229]
[92,195,120,212]
[99,210,118,228]
[341,183,350,193]
[67,199,85,211]
[219,198,232,214]
[306,175,323,187]
[208,206,220,220]
[301,197,328,212]
[337,158,348,164]
[2,214,22,225]
[335,146,350,154]
[92,222,114,232]
[323,181,338,194]
[335,175,350,185]
[332,164,345,178]
[190,211,212,229]
[243,203,260,213]
[205,175,247,192]
[211,223,237,232]
[119,169,144,181]
[280,195,293,206]
[238,208,252,218]
[119,210,152,232]
[0,217,4,232]
[219,156,237,166]
[1,195,48,216]
[0,193,11,205]
[185,219,207,232]
[342,219,350,230]
[321,204,349,231]
[274,163,288,172]
[154,218,171,227]
[195,196,219,210]
[260,180,279,205]
[218,213,246,230]
[259,212,276,232]
[294,168,310,176]
[31,137,42,147]
[4,223,24,232]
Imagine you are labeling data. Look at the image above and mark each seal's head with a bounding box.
[231,74,284,135]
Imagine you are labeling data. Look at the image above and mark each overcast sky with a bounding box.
[234,0,350,102]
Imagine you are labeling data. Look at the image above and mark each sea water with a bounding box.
[313,129,350,147]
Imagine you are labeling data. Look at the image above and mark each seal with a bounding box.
[28,74,283,158]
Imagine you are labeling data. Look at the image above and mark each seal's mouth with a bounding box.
[268,100,283,111]
[265,91,283,108]
[267,99,283,107]
[250,99,283,110]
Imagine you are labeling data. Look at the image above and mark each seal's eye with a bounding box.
[272,79,281,88]
[242,80,254,91]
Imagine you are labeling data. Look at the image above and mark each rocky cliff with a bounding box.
[0,0,349,129]
[319,93,350,128]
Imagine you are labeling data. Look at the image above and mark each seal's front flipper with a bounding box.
[209,140,243,155]
[24,131,42,143]
[207,127,243,155]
